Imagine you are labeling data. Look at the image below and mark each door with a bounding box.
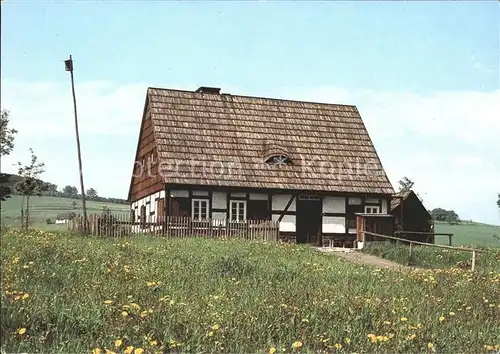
[296,196,322,244]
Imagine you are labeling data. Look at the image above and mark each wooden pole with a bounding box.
[65,55,88,234]
[448,234,452,246]
[471,250,476,272]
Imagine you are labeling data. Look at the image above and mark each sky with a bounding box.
[1,1,499,225]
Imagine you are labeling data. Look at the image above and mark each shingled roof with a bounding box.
[145,87,394,195]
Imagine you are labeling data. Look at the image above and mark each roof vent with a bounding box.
[195,86,221,94]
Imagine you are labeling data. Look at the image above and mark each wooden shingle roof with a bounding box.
[146,87,394,195]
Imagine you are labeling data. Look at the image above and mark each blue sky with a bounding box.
[1,1,499,224]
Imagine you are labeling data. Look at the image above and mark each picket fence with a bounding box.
[68,213,280,242]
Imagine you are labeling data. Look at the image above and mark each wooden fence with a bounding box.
[361,230,482,271]
[395,231,454,246]
[68,213,279,242]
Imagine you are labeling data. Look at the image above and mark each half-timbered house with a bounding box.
[127,86,395,246]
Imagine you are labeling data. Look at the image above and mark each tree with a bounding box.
[0,109,18,202]
[398,177,414,193]
[430,208,460,224]
[0,109,17,156]
[497,193,500,209]
[15,148,46,230]
[63,185,78,197]
[72,200,78,209]
[86,188,98,198]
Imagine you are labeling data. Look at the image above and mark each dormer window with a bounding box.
[262,140,293,167]
[265,154,293,166]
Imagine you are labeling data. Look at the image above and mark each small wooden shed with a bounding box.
[390,191,434,243]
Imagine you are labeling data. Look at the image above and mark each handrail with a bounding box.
[363,231,482,253]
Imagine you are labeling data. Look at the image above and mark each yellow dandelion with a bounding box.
[428,342,436,352]
[115,339,122,348]
[103,300,113,305]
[21,293,29,300]
[439,316,445,322]
[17,327,26,335]
[291,341,303,349]
[400,317,408,322]
[212,324,220,330]
[124,346,134,354]
[269,347,277,354]
[407,334,416,340]
[334,343,342,349]
[367,334,377,343]
[121,311,128,317]
[134,349,144,354]
[345,338,351,344]
[149,340,158,346]
[92,348,102,354]
[105,350,117,354]
[207,331,214,337]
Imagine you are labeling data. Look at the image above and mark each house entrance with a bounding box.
[296,195,322,244]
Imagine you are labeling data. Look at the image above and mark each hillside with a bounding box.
[434,221,500,247]
[0,195,129,231]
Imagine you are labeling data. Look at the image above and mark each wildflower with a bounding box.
[439,316,445,322]
[211,324,220,330]
[134,349,144,354]
[269,347,277,354]
[449,311,456,316]
[105,350,117,354]
[400,317,408,322]
[407,334,416,340]
[383,321,392,325]
[334,343,342,349]
[291,341,303,349]
[92,349,102,354]
[103,300,113,305]
[17,328,26,335]
[367,334,377,343]
[345,338,351,344]
[121,311,128,317]
[149,340,158,346]
[115,339,122,348]
[124,346,134,354]
[207,331,214,337]
[21,293,29,300]
[428,342,436,352]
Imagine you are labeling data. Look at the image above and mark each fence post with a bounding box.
[471,250,476,272]
[409,242,413,265]
[448,234,452,246]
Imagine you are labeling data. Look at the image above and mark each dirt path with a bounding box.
[316,248,413,270]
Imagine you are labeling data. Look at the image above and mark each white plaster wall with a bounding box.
[272,214,296,232]
[193,190,209,196]
[366,198,380,204]
[130,189,165,233]
[381,199,388,214]
[249,193,268,200]
[272,194,296,211]
[322,216,346,233]
[231,192,246,198]
[323,196,345,213]
[348,197,362,205]
[170,190,188,198]
[212,192,227,209]
[349,228,357,234]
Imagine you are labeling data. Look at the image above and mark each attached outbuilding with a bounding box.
[390,190,434,243]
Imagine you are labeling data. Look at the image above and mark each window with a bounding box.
[192,199,209,221]
[265,154,293,166]
[248,199,269,220]
[230,200,247,221]
[365,206,380,214]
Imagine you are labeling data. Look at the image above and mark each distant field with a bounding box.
[0,195,129,231]
[434,221,500,247]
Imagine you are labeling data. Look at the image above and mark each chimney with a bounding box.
[195,86,221,94]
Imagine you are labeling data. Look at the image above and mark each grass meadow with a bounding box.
[434,221,500,247]
[1,195,129,231]
[1,229,499,353]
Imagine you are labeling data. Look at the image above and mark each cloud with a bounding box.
[1,79,499,224]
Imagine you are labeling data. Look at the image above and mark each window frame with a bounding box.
[192,198,209,221]
[364,206,381,214]
[229,200,247,222]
